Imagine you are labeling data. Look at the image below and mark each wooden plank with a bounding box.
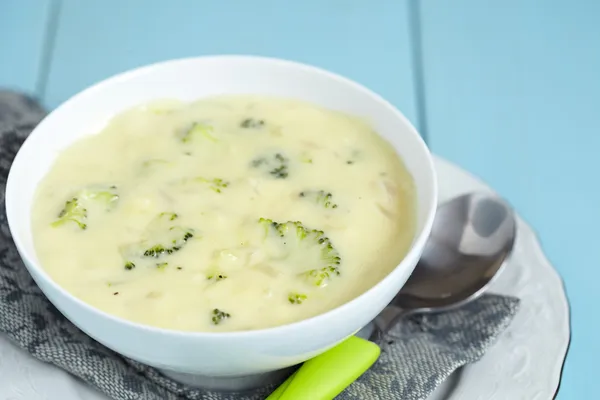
[420,1,599,397]
[44,0,420,130]
[0,0,56,96]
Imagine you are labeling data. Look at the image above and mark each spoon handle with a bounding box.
[370,306,412,342]
[265,335,380,400]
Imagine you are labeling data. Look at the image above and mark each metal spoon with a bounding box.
[267,192,517,400]
[364,191,517,339]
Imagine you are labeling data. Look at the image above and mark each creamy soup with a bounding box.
[31,96,416,332]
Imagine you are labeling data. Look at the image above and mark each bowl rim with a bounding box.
[6,54,438,338]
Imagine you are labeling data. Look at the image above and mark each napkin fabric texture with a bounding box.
[0,91,520,400]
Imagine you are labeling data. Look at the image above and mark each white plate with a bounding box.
[0,156,570,400]
[427,157,570,400]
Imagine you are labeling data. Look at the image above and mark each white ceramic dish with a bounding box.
[427,157,569,400]
[0,156,569,399]
[4,56,437,378]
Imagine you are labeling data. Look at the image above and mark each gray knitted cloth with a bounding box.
[0,91,519,400]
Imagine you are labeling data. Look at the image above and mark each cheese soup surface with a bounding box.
[31,96,416,331]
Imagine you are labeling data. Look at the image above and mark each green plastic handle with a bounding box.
[265,336,381,400]
[265,370,297,400]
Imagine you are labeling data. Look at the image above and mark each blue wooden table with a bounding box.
[2,1,597,398]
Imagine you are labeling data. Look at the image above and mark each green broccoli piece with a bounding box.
[270,153,288,178]
[211,308,231,325]
[142,227,194,258]
[180,122,217,143]
[299,190,338,209]
[299,152,313,164]
[79,186,119,207]
[120,213,195,271]
[51,198,88,229]
[207,273,228,282]
[156,262,168,270]
[120,212,195,265]
[240,118,265,129]
[288,292,307,304]
[51,186,119,230]
[161,212,179,221]
[194,177,229,193]
[251,153,289,179]
[302,266,340,287]
[143,245,168,258]
[257,218,341,287]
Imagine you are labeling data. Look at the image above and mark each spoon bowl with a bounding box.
[395,192,516,312]
[371,192,516,335]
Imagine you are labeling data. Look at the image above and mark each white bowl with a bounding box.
[5,56,437,380]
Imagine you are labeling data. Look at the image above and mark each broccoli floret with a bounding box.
[240,118,265,129]
[161,212,179,221]
[180,122,217,143]
[79,186,119,207]
[142,227,194,258]
[211,308,231,325]
[51,198,88,229]
[194,177,229,193]
[257,218,341,287]
[288,292,307,304]
[302,266,340,287]
[156,262,168,270]
[251,153,289,179]
[207,273,228,282]
[51,186,119,230]
[141,213,194,258]
[299,190,338,209]
[178,177,229,193]
[299,152,313,164]
[121,212,195,270]
[143,245,169,258]
[270,154,288,178]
